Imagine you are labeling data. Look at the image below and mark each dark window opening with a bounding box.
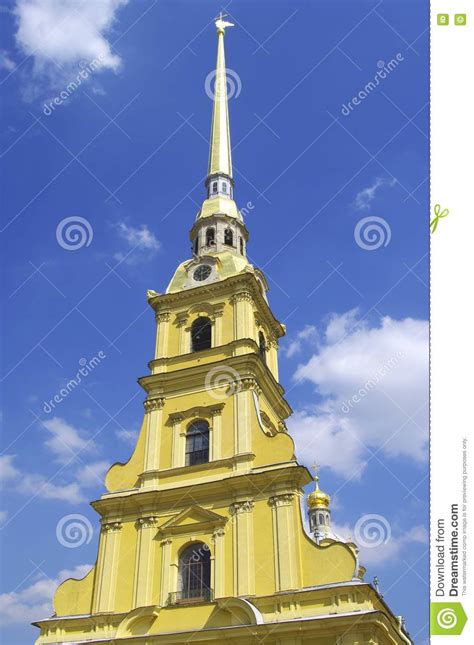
[206,228,215,246]
[224,228,233,246]
[259,331,267,364]
[185,420,209,466]
[212,181,218,193]
[194,237,199,254]
[240,238,244,254]
[178,543,211,602]
[191,316,212,352]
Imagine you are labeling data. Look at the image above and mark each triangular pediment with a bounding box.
[159,505,227,536]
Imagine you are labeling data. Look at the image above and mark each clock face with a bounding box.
[193,265,212,282]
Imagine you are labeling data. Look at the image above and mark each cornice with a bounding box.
[147,272,284,340]
[141,350,292,420]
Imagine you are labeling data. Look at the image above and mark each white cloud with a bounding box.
[75,460,109,488]
[0,49,16,71]
[42,417,95,463]
[13,0,128,92]
[0,563,91,625]
[115,428,138,445]
[353,177,396,211]
[284,325,318,358]
[19,474,86,504]
[0,510,8,524]
[1,455,87,505]
[332,521,428,567]
[288,311,428,477]
[0,455,20,482]
[114,222,161,265]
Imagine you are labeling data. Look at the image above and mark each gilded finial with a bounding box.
[307,463,330,509]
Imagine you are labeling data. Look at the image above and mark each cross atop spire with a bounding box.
[215,11,234,34]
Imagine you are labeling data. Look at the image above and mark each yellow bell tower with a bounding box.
[35,16,412,645]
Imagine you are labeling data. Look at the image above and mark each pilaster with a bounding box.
[143,397,165,478]
[159,538,173,606]
[155,312,171,359]
[93,521,123,613]
[212,528,226,598]
[230,500,255,596]
[231,291,254,341]
[170,413,186,468]
[269,493,299,591]
[133,516,159,608]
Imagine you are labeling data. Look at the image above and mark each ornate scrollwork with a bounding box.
[144,397,165,413]
[137,516,159,529]
[230,291,253,305]
[156,312,171,323]
[229,500,255,515]
[102,521,123,534]
[269,494,294,508]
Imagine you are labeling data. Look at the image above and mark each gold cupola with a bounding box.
[307,474,331,509]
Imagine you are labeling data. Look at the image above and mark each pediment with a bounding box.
[159,505,227,536]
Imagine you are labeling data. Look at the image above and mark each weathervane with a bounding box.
[215,10,234,33]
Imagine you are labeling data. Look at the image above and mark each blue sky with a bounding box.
[0,0,429,643]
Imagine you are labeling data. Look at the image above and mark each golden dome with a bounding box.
[307,476,330,509]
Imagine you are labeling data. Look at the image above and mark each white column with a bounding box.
[159,538,172,606]
[93,521,123,613]
[269,494,299,591]
[230,500,255,596]
[143,397,165,476]
[155,312,171,359]
[170,413,185,468]
[133,516,159,608]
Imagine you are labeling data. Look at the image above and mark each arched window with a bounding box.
[191,316,211,352]
[212,181,218,193]
[259,331,267,364]
[222,182,227,193]
[206,228,215,246]
[185,420,209,466]
[178,543,211,602]
[224,228,233,246]
[240,238,244,254]
[194,237,199,254]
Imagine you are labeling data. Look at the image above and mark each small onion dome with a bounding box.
[307,475,330,509]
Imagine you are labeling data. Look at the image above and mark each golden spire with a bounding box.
[208,13,234,179]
